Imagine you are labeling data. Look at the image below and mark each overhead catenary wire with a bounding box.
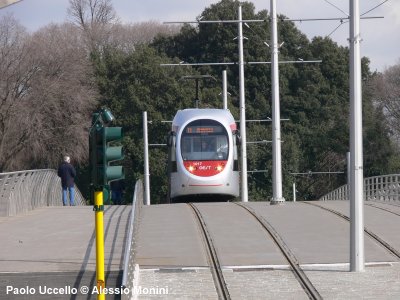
[320,0,389,38]
[290,171,345,175]
[327,19,349,38]
[164,16,383,24]
[361,0,389,17]
[161,60,321,66]
[163,19,266,24]
[323,0,349,16]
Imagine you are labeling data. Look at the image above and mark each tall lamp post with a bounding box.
[270,0,285,204]
[349,0,364,273]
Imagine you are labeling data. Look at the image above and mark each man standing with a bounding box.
[110,180,125,205]
[57,155,76,206]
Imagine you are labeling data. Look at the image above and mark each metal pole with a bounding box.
[143,111,151,205]
[238,5,248,202]
[293,182,296,202]
[349,0,364,272]
[270,0,285,205]
[94,191,105,300]
[222,70,228,110]
[195,79,200,108]
[347,151,351,200]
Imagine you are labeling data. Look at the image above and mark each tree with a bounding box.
[364,62,400,175]
[369,62,400,143]
[0,15,97,171]
[0,15,34,171]
[106,22,180,53]
[92,45,196,203]
[68,0,117,52]
[3,0,393,201]
[27,23,98,168]
[149,0,398,200]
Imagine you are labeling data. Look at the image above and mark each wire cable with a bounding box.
[361,0,389,17]
[323,0,349,16]
[327,19,349,38]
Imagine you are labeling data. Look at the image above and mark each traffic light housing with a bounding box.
[89,110,124,192]
[98,126,124,184]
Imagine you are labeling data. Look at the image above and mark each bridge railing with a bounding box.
[0,169,86,217]
[122,179,143,299]
[319,174,400,201]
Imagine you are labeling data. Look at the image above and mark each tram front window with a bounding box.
[181,120,228,161]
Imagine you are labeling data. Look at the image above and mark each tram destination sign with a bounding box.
[185,126,223,134]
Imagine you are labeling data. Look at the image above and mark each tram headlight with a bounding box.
[215,163,225,172]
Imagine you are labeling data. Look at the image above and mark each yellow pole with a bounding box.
[95,191,105,300]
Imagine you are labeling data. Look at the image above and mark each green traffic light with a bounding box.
[101,126,124,183]
[105,166,124,182]
[89,109,124,191]
[105,146,124,162]
[103,127,123,142]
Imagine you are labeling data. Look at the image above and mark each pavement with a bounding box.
[135,204,208,268]
[1,200,400,299]
[134,200,400,299]
[0,205,131,299]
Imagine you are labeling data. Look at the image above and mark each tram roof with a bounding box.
[172,109,235,127]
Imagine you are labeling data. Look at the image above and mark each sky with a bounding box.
[0,0,399,72]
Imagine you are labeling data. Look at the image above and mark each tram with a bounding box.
[167,109,240,202]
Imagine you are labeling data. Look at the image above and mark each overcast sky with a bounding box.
[1,0,398,72]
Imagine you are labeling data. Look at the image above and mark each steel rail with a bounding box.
[365,202,400,217]
[235,203,322,300]
[370,201,400,208]
[188,203,231,300]
[303,202,400,260]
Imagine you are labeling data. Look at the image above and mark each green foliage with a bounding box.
[91,0,399,202]
[92,45,198,203]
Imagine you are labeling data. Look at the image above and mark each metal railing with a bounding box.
[319,174,400,201]
[122,179,143,300]
[0,169,86,217]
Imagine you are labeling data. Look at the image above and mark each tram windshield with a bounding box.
[181,119,229,161]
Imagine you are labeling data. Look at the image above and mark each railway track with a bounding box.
[367,200,400,208]
[365,202,400,217]
[303,201,400,260]
[188,203,231,300]
[235,203,323,300]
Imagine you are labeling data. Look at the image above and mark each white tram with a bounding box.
[167,109,240,202]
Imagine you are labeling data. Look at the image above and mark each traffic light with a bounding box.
[98,126,124,185]
[89,109,124,191]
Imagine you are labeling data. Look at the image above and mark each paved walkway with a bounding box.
[0,205,131,299]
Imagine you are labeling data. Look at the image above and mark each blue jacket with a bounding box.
[57,162,76,188]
